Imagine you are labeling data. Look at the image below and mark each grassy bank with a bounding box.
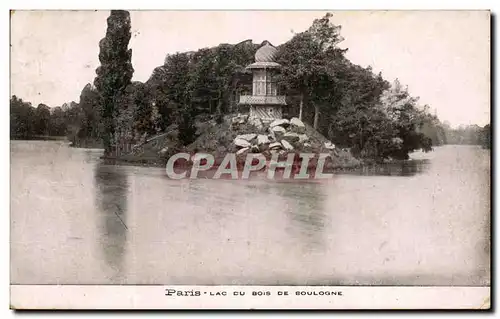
[11,135,68,141]
[101,114,363,172]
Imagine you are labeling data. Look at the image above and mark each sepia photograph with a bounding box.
[9,10,491,309]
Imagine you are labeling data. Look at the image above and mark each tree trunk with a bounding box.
[217,99,223,116]
[313,103,320,130]
[299,93,304,121]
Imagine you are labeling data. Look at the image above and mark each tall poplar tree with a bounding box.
[94,10,134,155]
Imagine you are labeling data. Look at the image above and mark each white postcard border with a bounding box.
[10,285,490,310]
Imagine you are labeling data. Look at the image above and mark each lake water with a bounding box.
[10,141,490,285]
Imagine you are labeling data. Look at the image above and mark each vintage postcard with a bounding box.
[9,10,491,310]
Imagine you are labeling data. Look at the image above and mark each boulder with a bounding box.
[158,147,169,156]
[234,138,252,148]
[251,145,260,153]
[282,132,300,144]
[270,119,290,128]
[281,139,294,151]
[324,141,336,150]
[231,113,248,125]
[268,130,276,141]
[290,117,306,133]
[270,125,286,138]
[304,142,312,148]
[298,134,309,143]
[269,142,282,150]
[257,134,270,145]
[236,133,257,142]
[259,143,270,152]
[249,117,264,130]
[236,147,250,155]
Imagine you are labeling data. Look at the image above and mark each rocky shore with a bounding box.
[104,113,362,172]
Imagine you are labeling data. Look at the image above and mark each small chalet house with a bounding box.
[238,41,287,121]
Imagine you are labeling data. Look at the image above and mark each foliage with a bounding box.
[10,12,489,160]
[480,124,491,149]
[78,83,102,140]
[94,10,134,154]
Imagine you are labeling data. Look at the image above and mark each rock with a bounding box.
[270,119,290,128]
[304,142,312,147]
[236,133,257,142]
[259,143,270,152]
[270,125,286,138]
[249,117,263,130]
[298,134,309,143]
[281,140,294,151]
[158,147,169,156]
[257,134,270,145]
[268,130,276,141]
[236,147,250,155]
[269,142,282,150]
[282,132,300,144]
[231,113,248,125]
[234,138,252,148]
[324,141,336,150]
[290,117,306,133]
[251,145,260,153]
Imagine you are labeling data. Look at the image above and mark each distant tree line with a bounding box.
[10,95,73,139]
[9,11,491,158]
[437,122,490,149]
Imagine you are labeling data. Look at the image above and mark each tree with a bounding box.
[10,95,36,138]
[150,101,163,134]
[94,10,134,155]
[34,103,51,136]
[49,106,67,136]
[177,104,197,145]
[79,83,101,140]
[481,124,491,149]
[276,12,346,129]
[378,79,434,157]
[146,52,191,128]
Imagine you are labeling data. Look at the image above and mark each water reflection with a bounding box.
[94,163,129,283]
[9,142,491,286]
[269,182,326,251]
[346,159,431,176]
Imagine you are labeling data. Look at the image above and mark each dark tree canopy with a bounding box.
[94,10,134,154]
[10,12,489,160]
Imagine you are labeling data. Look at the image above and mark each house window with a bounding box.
[265,72,277,96]
[253,70,267,96]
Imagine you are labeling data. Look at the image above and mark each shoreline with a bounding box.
[98,153,430,175]
[12,138,447,175]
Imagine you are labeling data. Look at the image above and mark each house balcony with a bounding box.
[238,95,287,105]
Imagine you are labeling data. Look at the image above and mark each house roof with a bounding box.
[255,42,278,62]
[246,61,281,69]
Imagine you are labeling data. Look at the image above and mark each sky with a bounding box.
[10,10,490,127]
